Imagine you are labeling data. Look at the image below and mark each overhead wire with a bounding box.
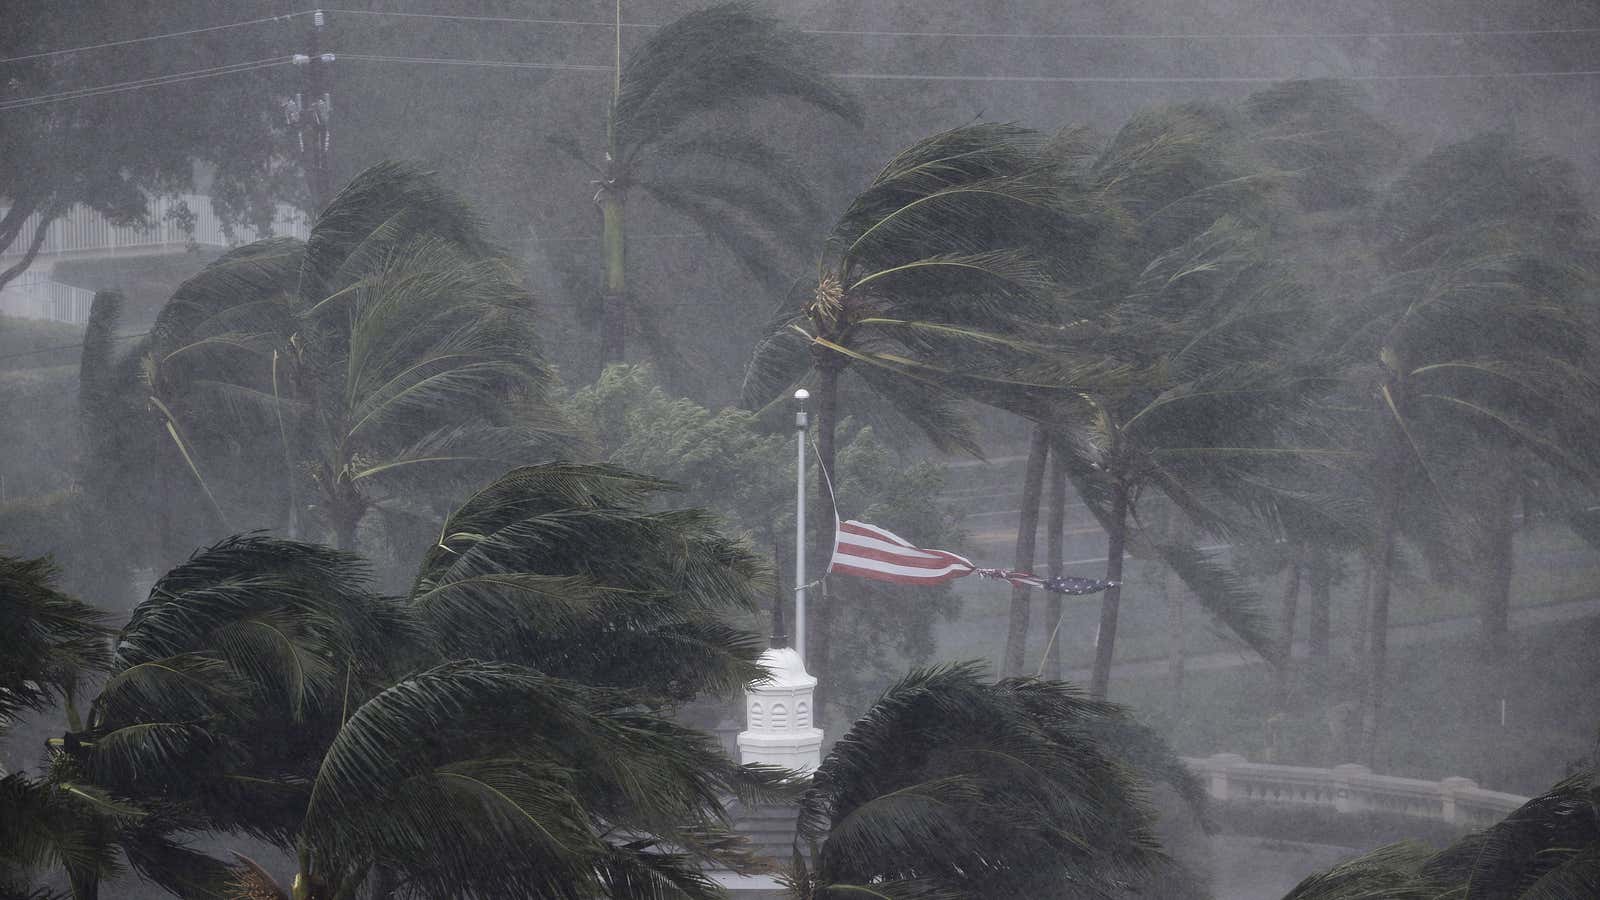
[324,8,1600,41]
[337,53,1600,84]
[336,53,610,72]
[0,57,295,111]
[0,12,309,65]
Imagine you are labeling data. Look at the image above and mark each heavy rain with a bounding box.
[3,1,1599,898]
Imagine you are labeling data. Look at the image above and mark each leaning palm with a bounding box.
[745,123,1110,699]
[0,554,117,900]
[409,462,771,704]
[1334,134,1600,763]
[55,463,785,898]
[1281,768,1600,899]
[0,554,110,725]
[573,2,859,363]
[789,663,1198,899]
[135,162,566,551]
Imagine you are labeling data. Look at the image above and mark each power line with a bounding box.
[338,53,611,73]
[0,57,295,111]
[325,8,1600,41]
[339,53,1600,85]
[0,12,309,65]
[831,68,1600,84]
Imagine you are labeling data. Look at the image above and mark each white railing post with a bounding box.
[1439,776,1477,825]
[1204,753,1247,802]
[1331,763,1372,814]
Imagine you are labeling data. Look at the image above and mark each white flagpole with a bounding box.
[794,388,809,664]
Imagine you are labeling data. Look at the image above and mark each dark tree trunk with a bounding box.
[1353,558,1372,661]
[332,506,360,552]
[1088,479,1130,699]
[1165,560,1186,705]
[598,186,628,362]
[1004,427,1049,676]
[1274,556,1303,712]
[0,202,56,294]
[1042,449,1069,681]
[1307,549,1332,671]
[1479,476,1516,661]
[1359,481,1401,767]
[810,359,842,711]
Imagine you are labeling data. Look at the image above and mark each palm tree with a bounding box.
[1059,219,1307,698]
[0,554,110,727]
[0,553,125,900]
[1282,768,1600,899]
[1334,133,1599,764]
[408,462,771,703]
[788,663,1205,898]
[569,2,859,363]
[745,122,1109,700]
[52,462,782,898]
[1029,83,1401,697]
[133,163,567,552]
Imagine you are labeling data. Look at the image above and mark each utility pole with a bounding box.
[287,10,334,213]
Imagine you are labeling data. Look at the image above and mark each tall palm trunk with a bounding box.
[1165,561,1186,706]
[1353,559,1372,661]
[1088,477,1131,699]
[1359,473,1401,766]
[1004,427,1049,676]
[1042,451,1069,681]
[1479,474,1516,661]
[810,357,843,709]
[1307,549,1332,675]
[1274,555,1303,712]
[598,184,628,362]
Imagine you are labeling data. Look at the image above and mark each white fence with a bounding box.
[1,194,307,324]
[1184,753,1528,831]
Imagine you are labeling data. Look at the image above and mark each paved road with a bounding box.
[1064,595,1600,683]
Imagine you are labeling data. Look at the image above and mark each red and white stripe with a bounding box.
[828,519,976,586]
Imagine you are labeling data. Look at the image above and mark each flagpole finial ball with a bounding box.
[794,389,810,402]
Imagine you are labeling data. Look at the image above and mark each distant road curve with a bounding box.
[1070,595,1600,682]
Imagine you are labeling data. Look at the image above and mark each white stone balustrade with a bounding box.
[1185,753,1527,831]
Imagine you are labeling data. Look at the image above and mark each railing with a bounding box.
[1184,753,1528,831]
[1,194,307,260]
[0,272,98,324]
[1,195,308,324]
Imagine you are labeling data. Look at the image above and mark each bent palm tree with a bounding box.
[137,162,567,551]
[790,663,1202,898]
[54,463,784,898]
[1335,134,1599,763]
[576,2,860,362]
[409,462,771,704]
[1283,768,1600,899]
[746,123,1110,700]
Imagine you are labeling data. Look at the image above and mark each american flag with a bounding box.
[829,519,977,585]
[828,519,1116,595]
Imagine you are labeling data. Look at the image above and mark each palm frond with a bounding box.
[0,554,112,722]
[612,3,859,157]
[1152,542,1277,663]
[1280,842,1434,899]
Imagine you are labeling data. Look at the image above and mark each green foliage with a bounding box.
[0,554,110,724]
[1283,768,1600,899]
[27,461,781,898]
[0,0,298,290]
[567,364,791,541]
[794,663,1172,898]
[567,365,966,721]
[106,162,569,560]
[410,463,771,704]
